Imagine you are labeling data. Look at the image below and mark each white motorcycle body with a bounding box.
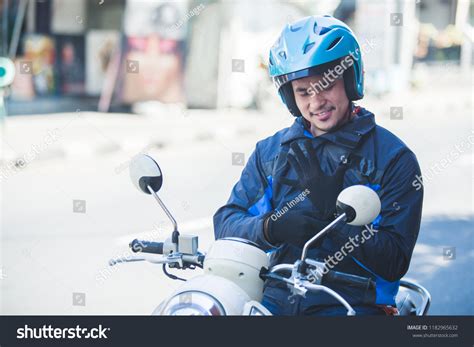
[152,238,273,316]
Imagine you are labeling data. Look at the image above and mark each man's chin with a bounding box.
[311,122,335,134]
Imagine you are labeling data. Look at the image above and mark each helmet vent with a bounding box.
[303,42,315,54]
[314,24,332,36]
[320,27,332,35]
[278,51,287,59]
[327,37,342,50]
[290,25,302,32]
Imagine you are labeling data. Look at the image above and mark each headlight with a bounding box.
[161,291,226,316]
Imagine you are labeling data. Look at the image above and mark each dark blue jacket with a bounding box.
[213,107,423,308]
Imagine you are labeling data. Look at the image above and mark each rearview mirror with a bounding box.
[129,154,163,194]
[336,185,381,226]
[301,185,381,262]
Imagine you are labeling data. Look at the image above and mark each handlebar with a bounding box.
[267,262,374,293]
[130,239,164,254]
[109,252,203,267]
[263,264,359,316]
[109,239,204,269]
[265,260,376,313]
[323,269,375,292]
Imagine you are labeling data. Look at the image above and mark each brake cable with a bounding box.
[162,264,186,282]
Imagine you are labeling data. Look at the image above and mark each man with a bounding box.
[213,15,423,316]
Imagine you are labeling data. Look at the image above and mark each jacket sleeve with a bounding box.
[213,143,276,251]
[329,150,424,282]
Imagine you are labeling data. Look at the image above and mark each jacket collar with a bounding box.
[281,106,376,149]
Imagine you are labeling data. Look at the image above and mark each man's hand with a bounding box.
[280,140,351,220]
[263,210,328,247]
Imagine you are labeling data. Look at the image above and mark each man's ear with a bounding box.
[290,80,296,91]
[279,83,302,117]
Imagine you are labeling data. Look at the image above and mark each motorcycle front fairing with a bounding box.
[152,274,272,316]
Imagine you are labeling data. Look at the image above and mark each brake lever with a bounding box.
[289,261,308,297]
[304,258,326,285]
[108,255,147,266]
[108,253,178,267]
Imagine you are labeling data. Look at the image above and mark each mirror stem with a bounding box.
[147,185,179,233]
[300,213,347,262]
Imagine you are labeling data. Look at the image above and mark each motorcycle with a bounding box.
[109,154,431,316]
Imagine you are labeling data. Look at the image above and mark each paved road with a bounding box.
[406,217,474,315]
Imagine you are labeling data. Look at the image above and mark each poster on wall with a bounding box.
[55,35,85,95]
[23,34,56,95]
[85,30,120,95]
[121,35,185,104]
[121,0,188,104]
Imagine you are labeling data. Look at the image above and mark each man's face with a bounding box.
[292,75,351,136]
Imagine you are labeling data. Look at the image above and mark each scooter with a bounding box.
[109,154,431,316]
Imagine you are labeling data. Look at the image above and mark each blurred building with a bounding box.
[2,0,191,114]
[0,0,472,115]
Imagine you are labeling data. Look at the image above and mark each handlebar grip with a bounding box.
[129,239,164,254]
[323,270,375,292]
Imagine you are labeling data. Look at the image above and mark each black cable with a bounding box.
[162,264,186,282]
[260,271,289,283]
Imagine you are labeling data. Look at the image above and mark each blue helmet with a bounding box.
[269,15,364,117]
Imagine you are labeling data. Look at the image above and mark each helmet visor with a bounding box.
[272,58,344,90]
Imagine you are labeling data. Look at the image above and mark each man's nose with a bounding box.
[308,92,326,112]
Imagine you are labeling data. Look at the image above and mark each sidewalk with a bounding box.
[0,106,292,166]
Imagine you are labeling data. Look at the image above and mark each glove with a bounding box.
[280,140,351,221]
[263,209,329,248]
